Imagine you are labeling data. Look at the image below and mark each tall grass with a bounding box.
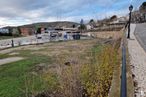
[37,38,121,97]
[80,39,121,97]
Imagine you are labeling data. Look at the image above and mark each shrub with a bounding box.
[80,39,121,97]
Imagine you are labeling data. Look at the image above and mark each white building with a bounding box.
[86,24,92,30]
[0,28,9,34]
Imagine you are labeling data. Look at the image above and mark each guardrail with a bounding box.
[120,29,127,97]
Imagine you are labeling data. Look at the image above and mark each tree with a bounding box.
[12,28,21,37]
[37,28,41,34]
[110,15,117,21]
[89,19,96,28]
[72,24,76,28]
[78,19,86,32]
[139,2,146,11]
[80,19,84,25]
[89,19,94,23]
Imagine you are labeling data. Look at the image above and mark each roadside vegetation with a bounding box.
[0,32,122,97]
[0,36,16,40]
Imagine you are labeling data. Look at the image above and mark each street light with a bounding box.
[127,5,133,39]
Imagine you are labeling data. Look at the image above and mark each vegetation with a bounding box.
[36,38,121,97]
[88,19,96,28]
[110,15,117,21]
[79,19,87,31]
[140,2,146,11]
[0,36,122,97]
[12,28,21,37]
[0,36,15,40]
[0,50,52,97]
[80,39,121,97]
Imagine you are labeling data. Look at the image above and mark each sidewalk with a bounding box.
[128,24,146,97]
[0,57,24,66]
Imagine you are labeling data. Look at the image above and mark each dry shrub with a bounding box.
[80,38,121,97]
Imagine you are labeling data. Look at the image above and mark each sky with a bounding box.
[0,0,145,27]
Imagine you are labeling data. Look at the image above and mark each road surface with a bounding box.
[135,23,146,52]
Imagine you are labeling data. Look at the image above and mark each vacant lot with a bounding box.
[0,39,100,96]
[0,31,122,97]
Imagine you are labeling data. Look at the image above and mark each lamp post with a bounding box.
[127,5,133,39]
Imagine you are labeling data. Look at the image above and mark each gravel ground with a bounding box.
[128,24,146,97]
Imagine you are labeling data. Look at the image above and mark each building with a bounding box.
[86,24,92,30]
[131,2,146,23]
[19,27,35,36]
[0,28,9,34]
[131,11,146,23]
[109,17,127,24]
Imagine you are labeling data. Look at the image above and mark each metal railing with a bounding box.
[120,29,127,97]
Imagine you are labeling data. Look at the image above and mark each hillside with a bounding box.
[19,21,79,28]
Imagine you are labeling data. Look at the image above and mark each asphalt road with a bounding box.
[134,23,146,52]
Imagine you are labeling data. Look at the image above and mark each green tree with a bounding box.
[78,19,86,32]
[89,19,94,23]
[110,15,117,21]
[89,19,96,28]
[140,2,146,11]
[12,28,21,37]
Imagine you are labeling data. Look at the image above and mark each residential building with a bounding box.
[0,28,9,34]
[19,27,35,36]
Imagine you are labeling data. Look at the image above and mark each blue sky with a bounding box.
[0,0,145,27]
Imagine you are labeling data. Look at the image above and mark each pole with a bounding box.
[11,39,14,47]
[127,11,132,39]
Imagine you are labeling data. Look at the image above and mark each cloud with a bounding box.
[0,0,144,26]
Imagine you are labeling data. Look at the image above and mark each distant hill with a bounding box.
[19,21,80,28]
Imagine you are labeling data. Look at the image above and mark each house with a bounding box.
[131,11,146,23]
[0,28,9,34]
[19,27,35,36]
[131,2,146,23]
[0,26,17,36]
[109,17,127,24]
[86,24,92,30]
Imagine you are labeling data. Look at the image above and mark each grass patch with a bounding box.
[0,51,52,97]
[0,53,11,59]
[0,36,14,40]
